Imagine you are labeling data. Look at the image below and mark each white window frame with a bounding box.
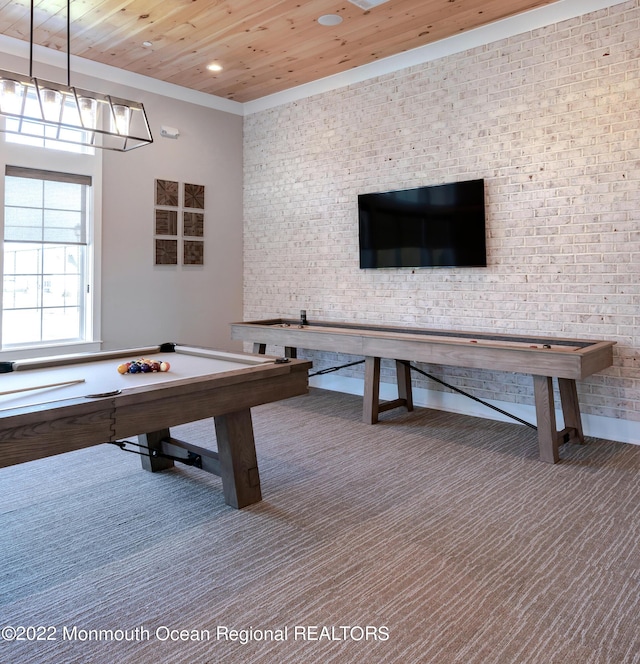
[0,131,102,360]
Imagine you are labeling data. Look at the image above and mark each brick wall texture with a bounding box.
[243,1,639,424]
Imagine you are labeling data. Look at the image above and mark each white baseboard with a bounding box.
[309,374,639,446]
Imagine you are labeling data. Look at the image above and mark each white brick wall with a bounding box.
[243,1,640,429]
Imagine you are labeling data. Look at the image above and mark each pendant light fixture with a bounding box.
[0,0,153,152]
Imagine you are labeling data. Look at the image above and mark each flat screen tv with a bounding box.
[358,179,486,268]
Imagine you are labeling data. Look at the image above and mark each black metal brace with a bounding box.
[309,359,365,377]
[301,356,536,430]
[400,360,537,430]
[109,440,203,468]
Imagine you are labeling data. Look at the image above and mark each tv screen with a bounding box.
[358,179,486,268]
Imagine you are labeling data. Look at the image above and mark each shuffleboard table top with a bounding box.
[231,319,615,380]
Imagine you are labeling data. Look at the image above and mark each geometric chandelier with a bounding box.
[0,0,153,152]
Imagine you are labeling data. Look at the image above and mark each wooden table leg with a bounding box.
[138,429,174,472]
[395,360,414,413]
[214,409,262,508]
[559,378,584,444]
[533,375,559,464]
[253,342,296,359]
[363,356,381,424]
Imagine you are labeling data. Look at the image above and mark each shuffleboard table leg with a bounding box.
[253,342,297,359]
[532,375,560,464]
[138,429,175,472]
[363,356,381,424]
[558,378,585,444]
[395,360,414,413]
[214,409,262,509]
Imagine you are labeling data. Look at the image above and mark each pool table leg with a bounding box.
[136,413,261,508]
[138,429,175,472]
[214,409,262,509]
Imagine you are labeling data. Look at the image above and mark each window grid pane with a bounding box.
[5,176,86,244]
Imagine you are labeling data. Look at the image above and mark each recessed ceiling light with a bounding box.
[142,41,153,47]
[207,63,223,72]
[317,14,343,27]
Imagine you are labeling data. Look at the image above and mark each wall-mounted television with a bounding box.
[358,179,486,268]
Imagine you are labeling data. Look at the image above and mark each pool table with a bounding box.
[0,343,311,508]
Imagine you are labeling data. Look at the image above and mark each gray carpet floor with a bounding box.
[1,388,639,663]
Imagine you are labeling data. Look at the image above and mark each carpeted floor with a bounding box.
[1,388,639,663]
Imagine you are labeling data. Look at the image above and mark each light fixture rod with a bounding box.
[29,0,34,78]
[67,0,71,87]
[29,0,72,85]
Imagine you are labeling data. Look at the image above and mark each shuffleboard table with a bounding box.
[0,343,311,508]
[230,318,615,464]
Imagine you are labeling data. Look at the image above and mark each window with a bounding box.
[3,166,92,347]
[1,109,102,357]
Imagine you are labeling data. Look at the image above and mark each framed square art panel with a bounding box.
[155,239,178,265]
[184,240,204,265]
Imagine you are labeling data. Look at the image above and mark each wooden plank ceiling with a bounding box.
[0,0,559,103]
